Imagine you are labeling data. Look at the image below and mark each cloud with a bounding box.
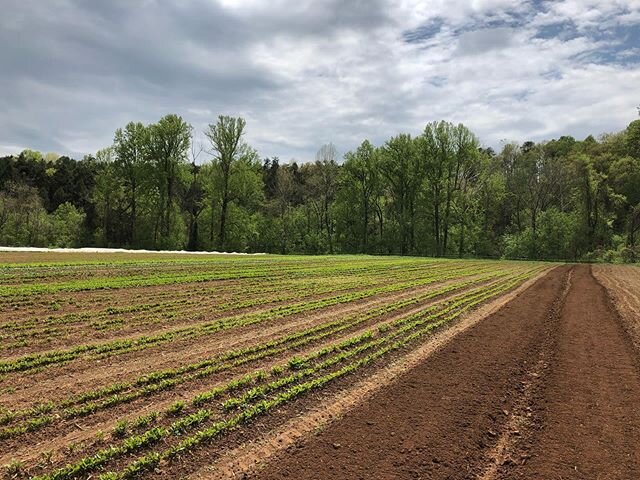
[0,0,639,161]
[456,27,515,55]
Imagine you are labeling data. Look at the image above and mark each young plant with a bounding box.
[166,401,185,416]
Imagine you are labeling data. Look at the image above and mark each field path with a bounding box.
[245,265,640,480]
[509,265,640,479]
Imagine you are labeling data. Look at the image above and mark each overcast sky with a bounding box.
[1,0,639,161]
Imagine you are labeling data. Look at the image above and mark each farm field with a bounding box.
[0,253,639,480]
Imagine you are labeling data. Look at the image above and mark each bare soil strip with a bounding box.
[241,265,640,480]
[478,269,573,480]
[505,265,640,479]
[593,264,640,354]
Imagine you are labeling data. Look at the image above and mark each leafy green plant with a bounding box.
[287,357,307,370]
[4,458,24,476]
[113,420,128,438]
[166,401,185,416]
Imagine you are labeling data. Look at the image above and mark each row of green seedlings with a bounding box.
[0,254,289,273]
[0,255,364,283]
[0,271,390,351]
[25,266,525,443]
[7,256,440,322]
[27,266,540,480]
[0,261,492,364]
[24,315,450,476]
[0,256,436,298]
[0,263,439,335]
[85,261,481,333]
[0,255,380,278]
[17,271,385,340]
[5,270,349,344]
[0,253,426,272]
[0,259,459,320]
[0,263,493,374]
[0,266,278,298]
[0,260,416,306]
[0,267,285,311]
[0,257,424,303]
[0,271,353,334]
[2,265,516,433]
[85,264,426,332]
[0,266,507,438]
[103,268,539,473]
[0,260,279,286]
[9,333,375,478]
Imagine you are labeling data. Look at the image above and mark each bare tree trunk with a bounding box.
[218,167,230,250]
[362,193,368,252]
[218,194,228,250]
[130,185,136,246]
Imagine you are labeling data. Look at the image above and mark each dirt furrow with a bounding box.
[234,266,566,480]
[593,264,640,354]
[504,265,640,479]
[478,269,572,479]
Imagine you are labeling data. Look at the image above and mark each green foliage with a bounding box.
[50,202,86,247]
[1,116,639,262]
[166,401,185,416]
[0,182,50,247]
[113,420,128,438]
[625,119,640,159]
[287,356,307,370]
[504,209,577,261]
[4,458,24,476]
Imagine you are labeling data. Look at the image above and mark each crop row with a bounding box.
[0,257,447,298]
[0,255,420,275]
[1,260,443,335]
[0,260,480,329]
[0,261,462,356]
[0,272,386,348]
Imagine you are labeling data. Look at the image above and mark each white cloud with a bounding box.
[0,0,639,160]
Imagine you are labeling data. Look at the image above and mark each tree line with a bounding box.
[1,114,639,262]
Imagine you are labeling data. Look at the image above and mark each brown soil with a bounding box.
[593,264,640,353]
[245,265,640,480]
[509,265,640,479]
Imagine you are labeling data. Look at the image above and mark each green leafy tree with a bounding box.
[113,122,149,246]
[417,122,479,256]
[0,182,50,246]
[341,140,380,252]
[379,134,420,255]
[204,116,252,250]
[147,114,192,248]
[92,149,125,246]
[50,202,86,247]
[303,144,339,254]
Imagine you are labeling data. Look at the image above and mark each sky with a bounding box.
[1,0,639,162]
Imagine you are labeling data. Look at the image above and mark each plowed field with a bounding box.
[1,253,638,480]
